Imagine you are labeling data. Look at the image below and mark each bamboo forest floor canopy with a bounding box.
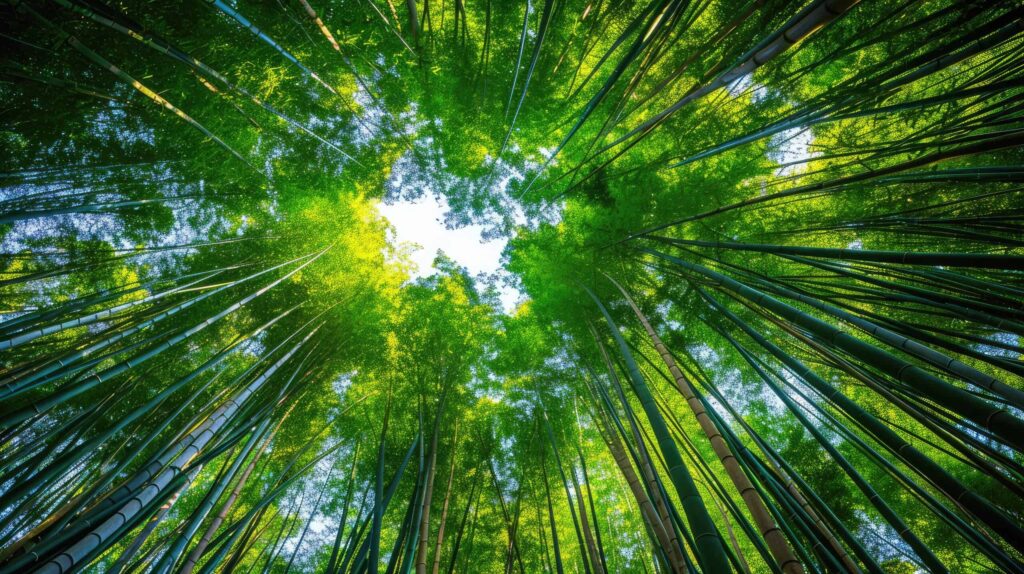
[2,1,1024,572]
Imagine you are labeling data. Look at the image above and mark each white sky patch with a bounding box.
[726,73,753,97]
[377,194,524,313]
[770,127,818,176]
[726,81,815,176]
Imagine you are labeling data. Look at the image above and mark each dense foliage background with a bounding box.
[1,0,1022,572]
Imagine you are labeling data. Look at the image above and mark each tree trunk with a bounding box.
[32,328,316,574]
[572,464,604,574]
[179,427,272,574]
[591,330,686,572]
[108,471,194,574]
[605,273,804,574]
[298,0,341,52]
[415,424,439,574]
[430,423,459,574]
[592,395,684,573]
[406,0,420,43]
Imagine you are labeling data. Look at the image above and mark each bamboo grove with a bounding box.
[0,0,1022,572]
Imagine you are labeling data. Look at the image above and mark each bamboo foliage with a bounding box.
[1,0,1023,572]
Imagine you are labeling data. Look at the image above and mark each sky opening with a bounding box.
[377,193,524,313]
